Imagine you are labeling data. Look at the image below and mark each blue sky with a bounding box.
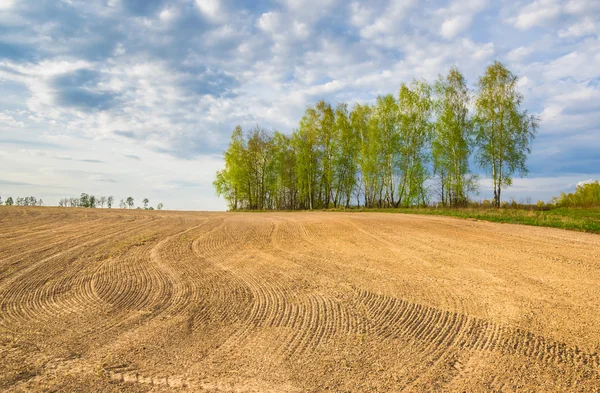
[0,0,599,210]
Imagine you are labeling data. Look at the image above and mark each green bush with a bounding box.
[554,181,600,207]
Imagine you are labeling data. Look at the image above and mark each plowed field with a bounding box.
[1,208,600,392]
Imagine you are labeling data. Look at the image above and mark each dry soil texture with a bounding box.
[1,208,600,392]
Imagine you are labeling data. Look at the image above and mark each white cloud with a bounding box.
[257,11,310,43]
[577,179,594,187]
[0,112,25,127]
[159,7,179,24]
[195,0,222,21]
[0,0,15,10]
[441,15,470,39]
[508,46,534,62]
[563,0,600,15]
[510,0,562,30]
[258,12,281,33]
[356,0,416,40]
[558,17,597,37]
[543,39,600,81]
[438,0,488,39]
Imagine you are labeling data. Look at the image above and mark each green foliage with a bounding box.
[474,61,539,207]
[333,103,359,208]
[214,126,278,210]
[552,181,600,207]
[6,197,13,206]
[214,64,539,211]
[433,67,478,207]
[80,193,90,208]
[397,80,434,207]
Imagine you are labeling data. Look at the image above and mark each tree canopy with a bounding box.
[215,63,539,210]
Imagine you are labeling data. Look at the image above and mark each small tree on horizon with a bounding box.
[126,197,134,209]
[107,196,114,208]
[143,198,149,209]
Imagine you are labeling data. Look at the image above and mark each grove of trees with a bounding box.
[552,181,600,208]
[214,62,539,210]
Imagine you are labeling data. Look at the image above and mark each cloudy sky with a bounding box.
[0,0,598,210]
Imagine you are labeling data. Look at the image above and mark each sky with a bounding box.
[0,0,599,210]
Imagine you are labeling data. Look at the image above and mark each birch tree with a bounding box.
[433,67,478,206]
[293,107,321,210]
[397,80,434,207]
[474,61,539,207]
[333,103,359,208]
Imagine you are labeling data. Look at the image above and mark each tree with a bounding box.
[552,180,600,207]
[157,203,164,210]
[474,61,539,207]
[214,126,249,210]
[126,197,134,209]
[333,103,359,208]
[107,196,114,208]
[119,199,126,209]
[5,197,13,206]
[397,80,434,207]
[143,198,149,209]
[272,131,297,210]
[80,193,90,208]
[38,199,43,206]
[351,103,375,207]
[433,67,478,207]
[100,196,107,208]
[315,100,336,208]
[371,94,400,207]
[0,196,2,205]
[293,107,321,210]
[24,196,37,206]
[246,127,277,210]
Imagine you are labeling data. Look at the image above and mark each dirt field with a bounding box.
[1,207,600,392]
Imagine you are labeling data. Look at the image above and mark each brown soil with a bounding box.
[1,207,599,392]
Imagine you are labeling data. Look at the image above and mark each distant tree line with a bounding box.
[214,62,539,210]
[0,193,164,210]
[0,196,43,206]
[58,194,164,210]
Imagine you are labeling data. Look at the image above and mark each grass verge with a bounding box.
[332,206,600,234]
